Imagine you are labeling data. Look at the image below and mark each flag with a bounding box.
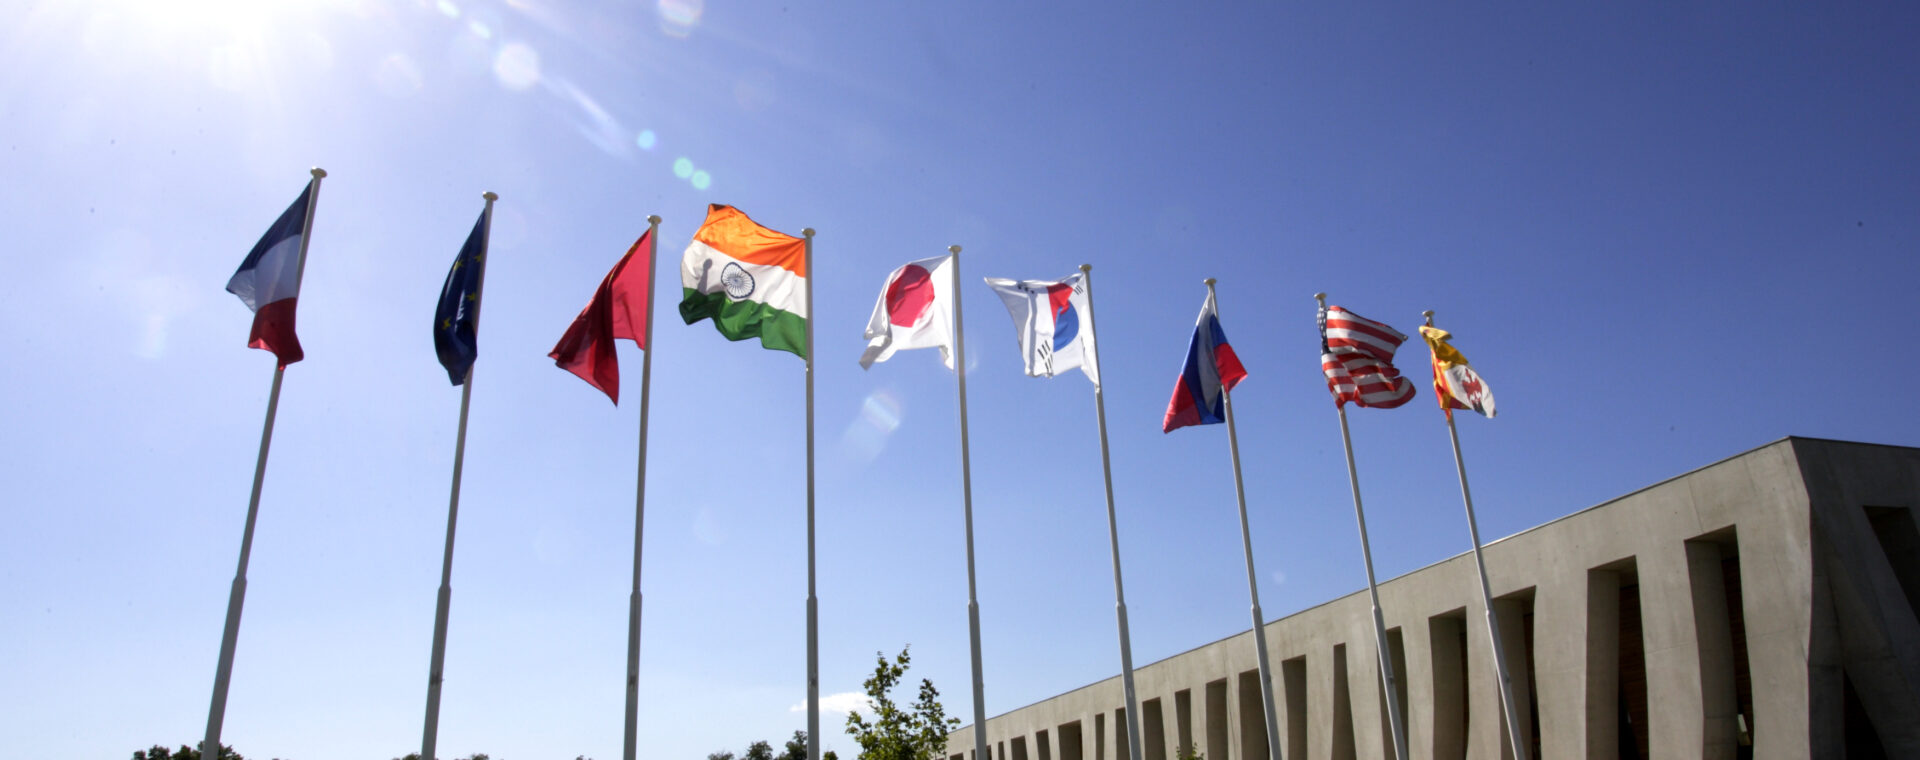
[859,254,955,370]
[434,211,488,385]
[1163,291,1247,433]
[985,272,1098,386]
[679,204,807,358]
[226,183,313,367]
[1420,325,1496,418]
[1318,304,1415,408]
[550,229,655,403]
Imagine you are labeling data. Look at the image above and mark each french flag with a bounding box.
[1163,291,1248,433]
[226,183,314,367]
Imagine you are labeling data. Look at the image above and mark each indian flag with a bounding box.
[679,204,808,358]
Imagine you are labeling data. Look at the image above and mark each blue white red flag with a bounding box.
[1164,290,1247,432]
[226,182,314,367]
[1319,304,1415,408]
[985,272,1098,386]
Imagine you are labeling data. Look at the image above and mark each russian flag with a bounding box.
[1163,291,1247,433]
[226,183,314,367]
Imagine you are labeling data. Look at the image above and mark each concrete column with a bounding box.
[1531,571,1591,760]
[1638,536,1711,759]
[1343,625,1390,760]
[1817,512,1920,753]
[1401,615,1440,760]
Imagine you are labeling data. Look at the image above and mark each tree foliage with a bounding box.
[713,730,834,760]
[844,647,960,760]
[133,746,244,760]
[391,754,494,760]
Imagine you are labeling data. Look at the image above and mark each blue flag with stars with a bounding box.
[435,211,488,385]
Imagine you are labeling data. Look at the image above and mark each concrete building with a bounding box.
[946,437,1920,759]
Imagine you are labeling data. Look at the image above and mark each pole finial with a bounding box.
[1080,263,1092,274]
[802,228,815,238]
[647,215,662,225]
[1313,292,1327,304]
[310,167,327,178]
[1204,277,1217,286]
[948,245,961,254]
[482,191,498,202]
[1422,310,1434,326]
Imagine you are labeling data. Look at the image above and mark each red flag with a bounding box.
[549,230,654,403]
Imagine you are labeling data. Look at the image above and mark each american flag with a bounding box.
[1319,304,1416,408]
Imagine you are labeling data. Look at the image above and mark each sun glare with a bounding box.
[67,0,368,100]
[96,0,351,39]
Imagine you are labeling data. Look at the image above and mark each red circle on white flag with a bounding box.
[886,265,935,327]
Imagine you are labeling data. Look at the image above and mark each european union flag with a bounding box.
[435,211,488,385]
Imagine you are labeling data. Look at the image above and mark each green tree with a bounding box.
[132,746,243,760]
[779,730,837,760]
[844,647,960,760]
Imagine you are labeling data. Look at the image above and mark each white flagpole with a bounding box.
[1209,280,1282,760]
[1423,310,1528,760]
[950,246,990,760]
[1316,292,1409,760]
[203,166,325,760]
[421,191,498,760]
[623,215,664,760]
[1079,264,1144,760]
[803,227,820,760]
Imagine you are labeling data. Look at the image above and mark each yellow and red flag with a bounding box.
[1419,325,1496,418]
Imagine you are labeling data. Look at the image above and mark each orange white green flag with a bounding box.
[678,203,808,358]
[1419,325,1496,418]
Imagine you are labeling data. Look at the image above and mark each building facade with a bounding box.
[946,438,1920,759]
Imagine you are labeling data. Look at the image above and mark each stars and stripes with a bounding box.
[1319,304,1415,408]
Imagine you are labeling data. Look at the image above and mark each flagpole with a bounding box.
[203,166,325,760]
[1209,280,1282,760]
[622,215,664,760]
[1424,311,1528,760]
[951,246,990,760]
[421,191,497,760]
[803,227,820,760]
[1080,264,1144,760]
[1316,292,1409,760]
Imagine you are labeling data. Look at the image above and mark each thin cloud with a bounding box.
[794,692,872,715]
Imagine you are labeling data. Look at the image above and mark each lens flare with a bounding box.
[552,77,632,158]
[839,390,903,465]
[207,44,259,93]
[636,130,657,150]
[690,170,711,190]
[493,42,540,90]
[672,157,694,179]
[657,0,703,38]
[374,53,423,98]
[436,0,460,18]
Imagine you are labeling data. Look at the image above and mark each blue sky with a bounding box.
[4,1,1918,758]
